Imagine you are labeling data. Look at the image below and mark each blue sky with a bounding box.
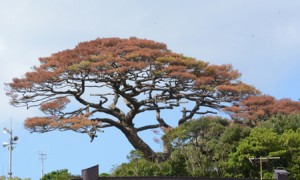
[0,0,300,179]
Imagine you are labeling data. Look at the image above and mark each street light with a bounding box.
[3,127,18,179]
[3,127,8,134]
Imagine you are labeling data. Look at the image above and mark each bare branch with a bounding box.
[136,124,161,132]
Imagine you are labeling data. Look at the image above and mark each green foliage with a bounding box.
[41,169,72,180]
[112,150,189,176]
[68,61,92,71]
[166,150,189,176]
[99,173,110,177]
[280,129,300,179]
[164,116,229,148]
[113,117,246,177]
[259,114,300,134]
[226,128,281,178]
[112,114,300,179]
[226,126,300,179]
[0,176,31,180]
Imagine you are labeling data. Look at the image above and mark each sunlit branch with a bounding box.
[136,124,161,132]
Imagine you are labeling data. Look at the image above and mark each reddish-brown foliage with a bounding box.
[25,114,97,132]
[40,97,70,115]
[25,117,54,132]
[7,37,258,162]
[224,95,300,126]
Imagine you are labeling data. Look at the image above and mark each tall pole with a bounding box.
[8,133,13,179]
[260,157,262,180]
[3,127,18,179]
[8,119,13,178]
[39,151,47,179]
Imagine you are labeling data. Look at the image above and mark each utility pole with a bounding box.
[249,156,280,180]
[2,127,18,179]
[39,151,47,179]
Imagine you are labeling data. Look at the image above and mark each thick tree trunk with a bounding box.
[120,127,170,163]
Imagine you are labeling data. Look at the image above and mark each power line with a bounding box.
[39,151,47,179]
[249,156,280,180]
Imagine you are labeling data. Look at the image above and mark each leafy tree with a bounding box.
[112,150,164,176]
[259,114,300,134]
[225,128,282,178]
[225,95,300,126]
[41,169,72,180]
[165,116,249,177]
[112,117,250,177]
[112,150,189,177]
[7,37,257,162]
[99,173,110,177]
[0,177,31,180]
[224,126,300,179]
[279,129,300,179]
[215,123,251,175]
[112,115,300,179]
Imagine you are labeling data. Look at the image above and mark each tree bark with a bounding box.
[120,126,170,163]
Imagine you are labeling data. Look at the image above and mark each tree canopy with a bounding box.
[0,176,31,180]
[225,95,300,126]
[41,169,78,180]
[112,115,300,179]
[7,37,258,162]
